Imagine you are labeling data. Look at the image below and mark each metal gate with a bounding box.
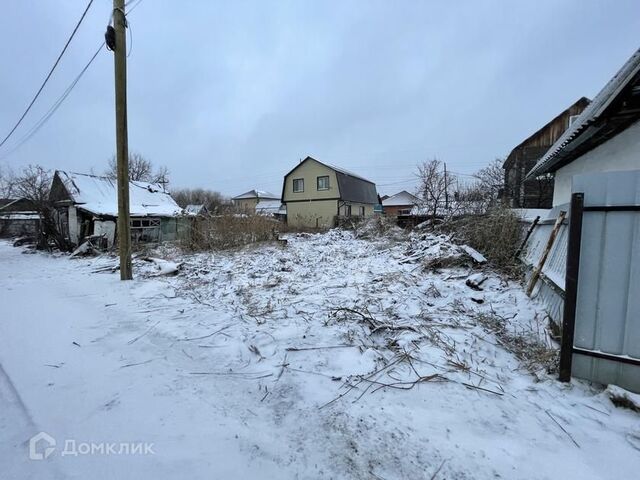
[559,171,640,392]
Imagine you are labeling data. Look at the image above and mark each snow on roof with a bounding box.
[233,189,280,200]
[184,204,206,215]
[56,171,182,217]
[382,190,420,207]
[255,199,283,215]
[528,47,640,178]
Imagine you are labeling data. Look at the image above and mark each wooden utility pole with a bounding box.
[113,0,132,280]
[443,162,449,210]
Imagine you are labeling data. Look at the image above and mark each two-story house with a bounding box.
[281,156,378,228]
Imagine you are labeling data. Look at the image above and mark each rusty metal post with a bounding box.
[559,193,584,382]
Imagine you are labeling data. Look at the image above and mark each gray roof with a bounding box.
[282,156,378,204]
[232,189,280,200]
[527,48,640,178]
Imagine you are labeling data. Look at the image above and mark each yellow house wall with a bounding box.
[283,159,340,202]
[338,202,374,217]
[286,199,338,229]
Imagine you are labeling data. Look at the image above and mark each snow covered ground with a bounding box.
[0,231,639,480]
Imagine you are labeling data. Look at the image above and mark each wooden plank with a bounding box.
[526,210,566,297]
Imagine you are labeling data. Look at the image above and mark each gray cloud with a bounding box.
[1,0,638,196]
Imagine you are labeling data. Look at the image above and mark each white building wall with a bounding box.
[553,120,640,205]
[68,206,80,244]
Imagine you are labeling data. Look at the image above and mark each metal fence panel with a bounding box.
[521,207,568,326]
[571,170,640,392]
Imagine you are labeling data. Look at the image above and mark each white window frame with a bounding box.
[317,175,330,191]
[293,178,304,193]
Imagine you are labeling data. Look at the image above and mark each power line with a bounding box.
[0,43,105,160]
[1,0,146,159]
[0,0,94,149]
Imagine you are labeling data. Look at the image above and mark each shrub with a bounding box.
[448,206,523,275]
[180,214,280,251]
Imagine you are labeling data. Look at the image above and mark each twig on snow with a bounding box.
[429,459,447,480]
[545,410,580,447]
[179,325,231,342]
[285,345,357,352]
[127,320,160,345]
[120,359,153,369]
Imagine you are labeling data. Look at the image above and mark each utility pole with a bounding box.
[443,162,449,211]
[113,0,132,280]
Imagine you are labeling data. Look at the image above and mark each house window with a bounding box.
[293,178,304,193]
[359,206,365,216]
[345,205,352,217]
[317,176,330,191]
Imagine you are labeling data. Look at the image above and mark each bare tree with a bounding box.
[447,159,506,216]
[415,159,456,217]
[172,188,229,213]
[14,165,71,251]
[105,152,169,185]
[0,165,16,198]
[473,158,504,202]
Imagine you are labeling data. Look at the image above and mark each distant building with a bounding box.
[184,204,208,216]
[49,171,183,247]
[232,189,280,212]
[503,97,590,208]
[255,199,285,217]
[0,198,40,238]
[281,156,378,229]
[382,190,420,216]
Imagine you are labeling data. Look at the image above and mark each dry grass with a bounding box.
[447,206,523,276]
[474,311,558,374]
[180,214,280,251]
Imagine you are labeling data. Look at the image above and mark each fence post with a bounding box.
[559,192,584,382]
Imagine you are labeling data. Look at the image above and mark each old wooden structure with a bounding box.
[503,97,590,208]
[50,171,183,248]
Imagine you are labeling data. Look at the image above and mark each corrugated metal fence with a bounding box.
[522,170,640,392]
[521,206,568,326]
[568,171,640,392]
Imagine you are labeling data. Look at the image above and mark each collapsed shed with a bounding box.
[49,170,183,248]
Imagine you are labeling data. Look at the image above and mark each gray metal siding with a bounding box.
[571,170,640,392]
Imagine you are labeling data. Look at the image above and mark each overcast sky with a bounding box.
[0,1,638,196]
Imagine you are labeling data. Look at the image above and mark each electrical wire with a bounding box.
[126,0,145,15]
[1,0,146,159]
[0,43,105,160]
[0,0,95,149]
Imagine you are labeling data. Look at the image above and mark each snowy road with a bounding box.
[0,236,639,479]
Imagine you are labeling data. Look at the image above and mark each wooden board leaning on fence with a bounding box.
[526,210,567,297]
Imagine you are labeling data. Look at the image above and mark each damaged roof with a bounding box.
[52,171,182,217]
[527,47,640,178]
